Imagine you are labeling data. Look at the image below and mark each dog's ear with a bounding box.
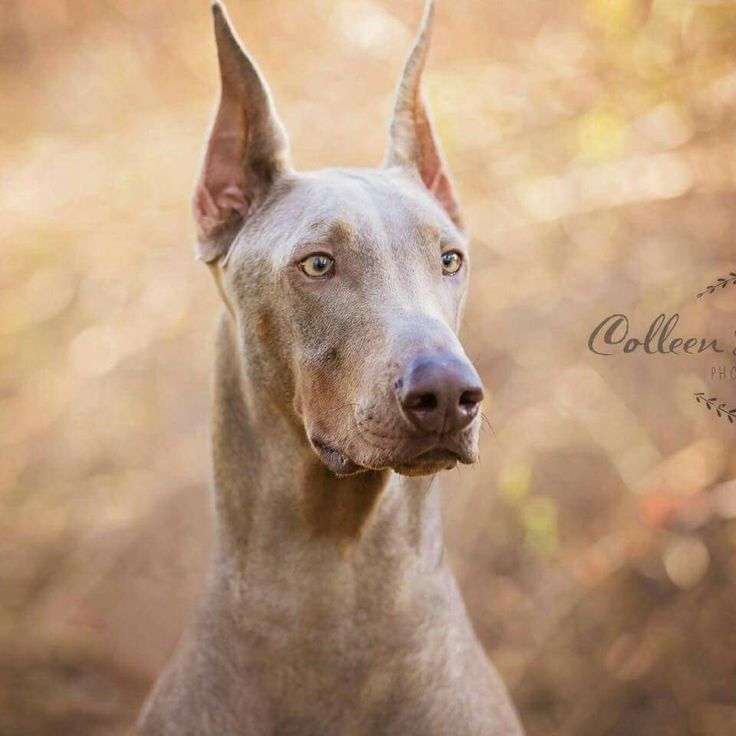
[194,1,291,263]
[384,0,461,230]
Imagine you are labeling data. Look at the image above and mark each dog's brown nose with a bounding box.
[398,357,483,434]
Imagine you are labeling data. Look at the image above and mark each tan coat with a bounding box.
[137,3,524,734]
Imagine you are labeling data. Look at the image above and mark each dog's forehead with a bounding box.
[251,168,460,265]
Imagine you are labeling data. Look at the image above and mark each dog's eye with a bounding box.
[300,254,334,278]
[441,251,463,276]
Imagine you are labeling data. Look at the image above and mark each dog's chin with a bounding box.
[391,448,466,477]
[311,434,478,478]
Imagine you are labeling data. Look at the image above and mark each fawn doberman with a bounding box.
[137,1,523,733]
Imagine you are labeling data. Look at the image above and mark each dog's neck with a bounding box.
[208,315,446,603]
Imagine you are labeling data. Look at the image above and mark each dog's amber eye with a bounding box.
[300,254,334,278]
[441,251,463,275]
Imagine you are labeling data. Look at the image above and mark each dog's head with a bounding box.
[195,1,483,477]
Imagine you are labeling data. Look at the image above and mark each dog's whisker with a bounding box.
[323,402,359,421]
[350,426,399,456]
[480,412,496,437]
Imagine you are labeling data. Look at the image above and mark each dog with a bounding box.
[136,1,524,733]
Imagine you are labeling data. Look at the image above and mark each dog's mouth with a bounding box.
[391,447,462,477]
[310,436,471,478]
[312,439,365,476]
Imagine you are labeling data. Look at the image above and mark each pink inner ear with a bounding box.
[193,98,250,242]
[413,92,462,229]
[425,167,460,226]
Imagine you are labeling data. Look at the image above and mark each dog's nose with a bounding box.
[398,357,484,434]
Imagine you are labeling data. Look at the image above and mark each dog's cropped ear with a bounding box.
[384,0,461,230]
[194,1,291,263]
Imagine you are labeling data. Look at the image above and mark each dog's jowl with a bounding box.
[137,2,524,734]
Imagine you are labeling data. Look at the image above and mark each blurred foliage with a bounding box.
[2,0,736,734]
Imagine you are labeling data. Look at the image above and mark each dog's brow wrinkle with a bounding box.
[422,224,441,242]
[302,219,358,243]
[328,219,356,243]
[303,219,357,246]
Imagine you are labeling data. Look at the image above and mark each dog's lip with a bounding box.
[390,445,464,477]
[403,445,462,469]
[396,436,476,465]
[414,446,461,462]
[311,438,364,476]
[310,432,477,477]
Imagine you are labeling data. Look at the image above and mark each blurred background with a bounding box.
[2,0,736,733]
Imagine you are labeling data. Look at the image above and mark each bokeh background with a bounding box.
[2,0,736,733]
